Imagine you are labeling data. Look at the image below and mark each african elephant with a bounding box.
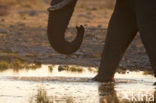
[47,0,156,82]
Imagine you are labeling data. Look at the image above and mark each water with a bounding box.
[0,65,155,103]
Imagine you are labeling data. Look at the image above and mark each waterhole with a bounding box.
[0,65,155,103]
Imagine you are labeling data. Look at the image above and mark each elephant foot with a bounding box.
[92,75,114,83]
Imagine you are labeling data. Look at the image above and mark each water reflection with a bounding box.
[30,87,74,103]
[98,83,156,103]
[28,83,156,103]
[0,64,155,103]
[98,83,119,103]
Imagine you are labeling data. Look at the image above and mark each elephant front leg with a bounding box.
[93,1,137,82]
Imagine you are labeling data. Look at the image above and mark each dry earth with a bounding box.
[0,0,152,71]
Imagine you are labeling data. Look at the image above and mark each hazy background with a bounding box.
[0,0,151,71]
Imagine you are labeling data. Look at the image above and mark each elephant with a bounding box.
[47,0,156,82]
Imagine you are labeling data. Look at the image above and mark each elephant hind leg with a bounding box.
[93,1,138,82]
[136,0,156,77]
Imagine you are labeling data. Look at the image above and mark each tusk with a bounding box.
[48,0,74,11]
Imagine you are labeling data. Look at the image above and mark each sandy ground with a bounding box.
[0,0,152,71]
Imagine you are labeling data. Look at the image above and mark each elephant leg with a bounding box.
[136,0,156,77]
[93,1,137,82]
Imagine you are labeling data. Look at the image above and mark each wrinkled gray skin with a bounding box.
[47,0,156,83]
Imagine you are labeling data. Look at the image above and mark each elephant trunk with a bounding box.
[47,0,84,55]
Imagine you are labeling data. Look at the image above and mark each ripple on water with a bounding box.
[0,65,155,103]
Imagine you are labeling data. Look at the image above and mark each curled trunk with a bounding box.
[47,0,84,55]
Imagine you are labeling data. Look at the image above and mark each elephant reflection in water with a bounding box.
[98,83,119,103]
[98,84,156,103]
[47,0,156,82]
